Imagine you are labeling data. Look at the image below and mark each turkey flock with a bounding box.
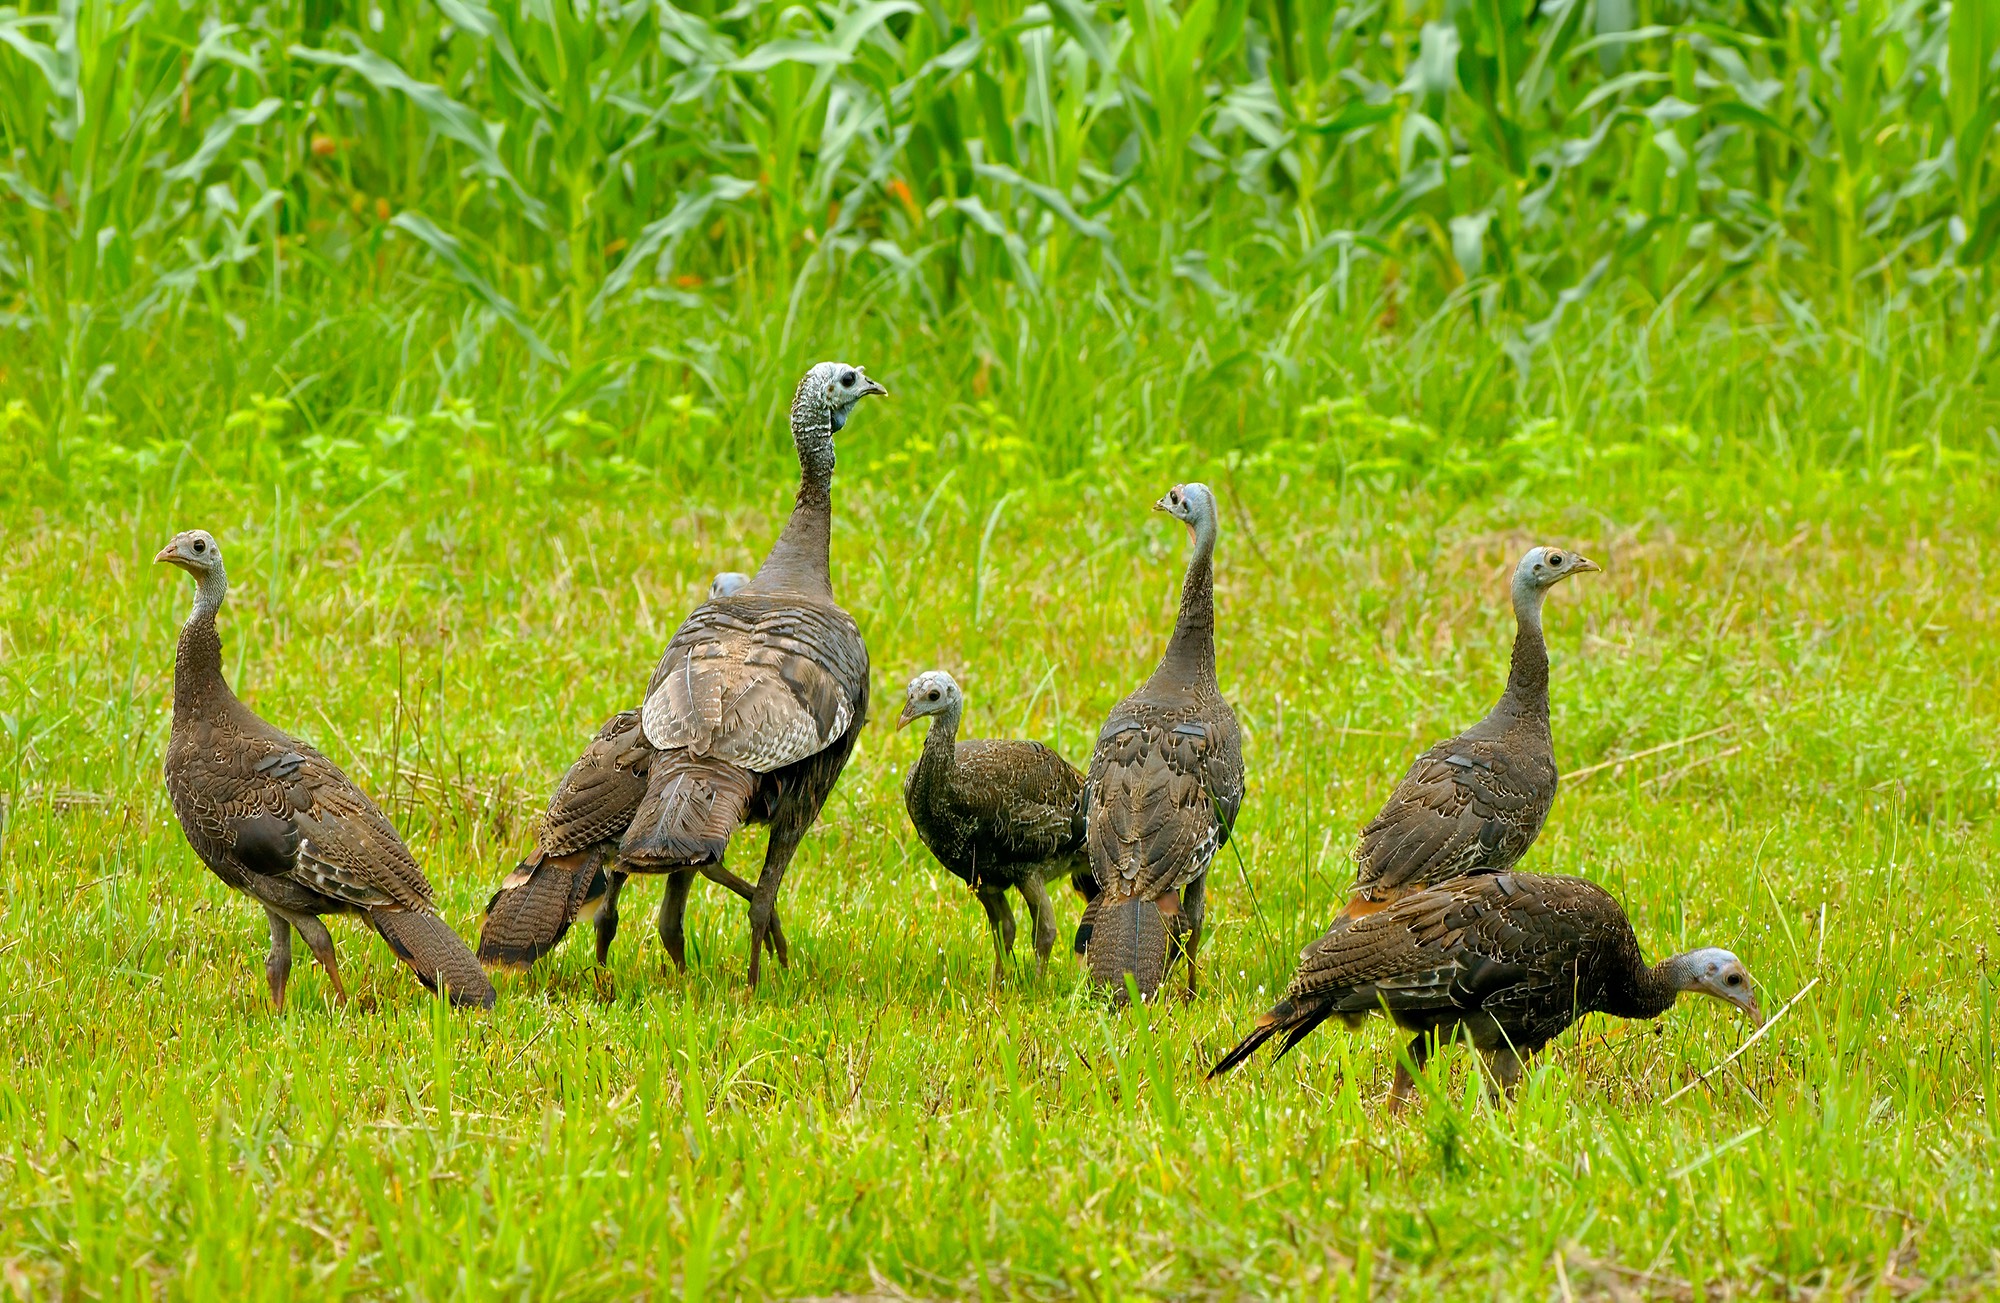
[156,360,1765,1106]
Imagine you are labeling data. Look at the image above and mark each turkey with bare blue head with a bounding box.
[1081,483,1244,1004]
[617,361,885,987]
[1209,871,1763,1107]
[1340,545,1599,925]
[898,670,1092,981]
[158,530,494,1010]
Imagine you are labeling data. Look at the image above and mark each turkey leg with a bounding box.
[657,870,696,970]
[977,887,1017,983]
[628,864,787,972]
[700,865,787,966]
[1388,1033,1433,1113]
[263,908,293,1009]
[1178,873,1208,998]
[285,910,348,1005]
[1480,1046,1524,1104]
[1019,873,1059,976]
[1068,869,1100,957]
[745,824,805,989]
[594,871,626,966]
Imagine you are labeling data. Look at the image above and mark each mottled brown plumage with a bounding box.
[898,671,1091,980]
[477,598,789,974]
[1083,483,1244,1003]
[1341,547,1598,921]
[1208,871,1763,1102]
[158,530,493,1010]
[618,362,885,987]
[479,707,647,971]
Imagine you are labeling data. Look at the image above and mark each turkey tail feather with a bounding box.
[372,909,496,1009]
[1209,1015,1286,1079]
[1072,888,1103,957]
[1086,897,1168,1003]
[1273,1004,1341,1063]
[1209,996,1312,1077]
[620,753,755,867]
[477,848,609,970]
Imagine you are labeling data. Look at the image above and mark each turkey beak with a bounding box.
[1152,496,1171,513]
[1736,989,1766,1028]
[895,701,919,731]
[860,375,888,398]
[1572,556,1601,574]
[154,544,179,565]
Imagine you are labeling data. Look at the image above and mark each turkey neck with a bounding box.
[1608,949,1701,1021]
[1499,574,1550,721]
[173,564,236,718]
[1151,513,1217,689]
[912,700,964,782]
[754,398,837,599]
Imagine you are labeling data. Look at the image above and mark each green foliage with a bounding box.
[8,0,2000,453]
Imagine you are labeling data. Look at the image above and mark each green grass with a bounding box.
[4,293,2000,1296]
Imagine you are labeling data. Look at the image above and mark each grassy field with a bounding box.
[7,0,2000,1292]
[5,294,2000,1297]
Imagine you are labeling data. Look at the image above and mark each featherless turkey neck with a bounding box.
[1151,511,1216,690]
[1497,562,1554,722]
[750,381,839,598]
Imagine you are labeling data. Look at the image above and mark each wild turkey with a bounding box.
[1338,546,1598,926]
[898,670,1092,980]
[476,571,780,973]
[157,530,494,1010]
[1082,483,1244,1003]
[1208,870,1763,1105]
[618,361,884,987]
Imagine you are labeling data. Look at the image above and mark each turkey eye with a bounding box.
[840,369,856,387]
[1548,552,1563,565]
[1726,973,1741,986]
[927,690,939,701]
[192,539,206,553]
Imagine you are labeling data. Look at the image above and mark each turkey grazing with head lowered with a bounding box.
[1208,871,1763,1104]
[618,361,885,987]
[898,671,1092,981]
[476,571,783,973]
[158,530,494,1010]
[1082,483,1244,1004]
[1339,546,1598,925]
